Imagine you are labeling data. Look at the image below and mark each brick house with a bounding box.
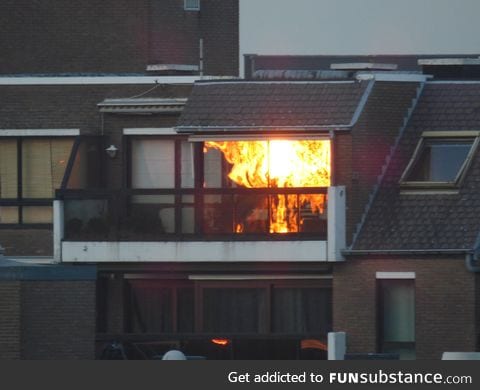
[0,0,239,359]
[49,68,435,359]
[1,1,479,360]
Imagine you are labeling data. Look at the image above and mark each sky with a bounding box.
[239,0,480,75]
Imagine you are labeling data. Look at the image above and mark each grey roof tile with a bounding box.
[355,83,480,251]
[177,81,368,129]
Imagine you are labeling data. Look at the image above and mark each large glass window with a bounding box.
[124,137,330,238]
[126,280,194,334]
[203,288,268,333]
[272,288,331,334]
[129,138,194,235]
[0,137,74,225]
[202,139,330,235]
[118,279,331,360]
[378,279,415,360]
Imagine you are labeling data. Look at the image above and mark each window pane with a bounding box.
[204,140,331,189]
[203,288,267,333]
[67,139,102,189]
[273,288,332,334]
[0,206,19,223]
[204,147,224,188]
[130,195,174,234]
[203,194,234,234]
[299,194,328,234]
[64,199,109,239]
[177,288,194,332]
[22,139,72,198]
[0,139,18,198]
[380,279,415,360]
[234,194,268,233]
[128,281,173,333]
[382,281,415,342]
[408,140,473,182]
[181,206,195,233]
[181,141,194,188]
[22,206,53,223]
[131,139,175,188]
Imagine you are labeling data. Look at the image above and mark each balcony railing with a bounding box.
[56,187,328,241]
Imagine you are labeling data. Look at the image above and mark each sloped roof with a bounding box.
[0,84,191,132]
[176,80,369,130]
[354,82,480,251]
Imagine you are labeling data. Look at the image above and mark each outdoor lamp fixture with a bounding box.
[105,144,119,159]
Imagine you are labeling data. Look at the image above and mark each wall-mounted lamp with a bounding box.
[105,144,118,159]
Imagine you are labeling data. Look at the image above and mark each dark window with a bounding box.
[117,278,331,360]
[272,288,331,334]
[126,280,194,334]
[203,288,267,333]
[402,137,476,185]
[378,279,415,360]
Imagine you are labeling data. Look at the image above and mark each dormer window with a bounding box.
[400,131,479,188]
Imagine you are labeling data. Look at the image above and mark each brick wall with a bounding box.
[0,0,238,75]
[0,230,52,257]
[21,281,96,359]
[0,282,21,359]
[333,256,477,359]
[199,0,239,76]
[144,0,239,76]
[0,0,149,74]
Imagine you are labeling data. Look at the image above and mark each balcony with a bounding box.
[54,186,345,263]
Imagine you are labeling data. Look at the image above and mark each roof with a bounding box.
[0,84,191,132]
[176,80,370,131]
[353,82,480,251]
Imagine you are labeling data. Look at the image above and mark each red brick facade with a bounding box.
[333,256,478,359]
[0,279,96,359]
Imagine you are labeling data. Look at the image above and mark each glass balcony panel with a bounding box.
[64,199,109,239]
[130,195,175,235]
[203,194,234,234]
[234,194,269,234]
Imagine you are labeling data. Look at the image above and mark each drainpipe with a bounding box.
[466,232,480,272]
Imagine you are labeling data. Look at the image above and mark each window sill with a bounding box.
[399,181,461,194]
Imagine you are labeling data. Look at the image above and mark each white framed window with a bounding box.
[184,0,200,11]
[400,131,480,188]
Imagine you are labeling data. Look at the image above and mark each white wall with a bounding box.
[240,0,480,75]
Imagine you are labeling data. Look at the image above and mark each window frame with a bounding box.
[0,135,77,227]
[399,131,480,189]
